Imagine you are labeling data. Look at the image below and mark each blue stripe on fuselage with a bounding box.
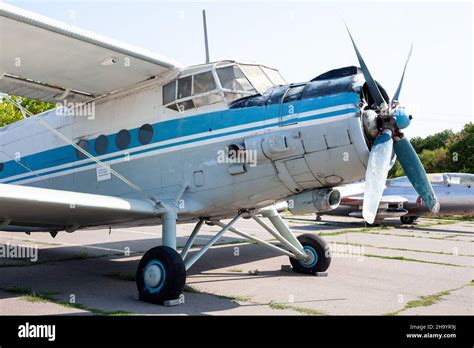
[0,92,360,183]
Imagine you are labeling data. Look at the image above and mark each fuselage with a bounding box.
[0,61,372,225]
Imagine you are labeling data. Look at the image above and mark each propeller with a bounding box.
[392,43,414,107]
[344,26,440,224]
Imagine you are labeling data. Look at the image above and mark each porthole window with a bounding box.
[75,139,89,159]
[116,129,131,150]
[94,135,109,155]
[138,124,154,145]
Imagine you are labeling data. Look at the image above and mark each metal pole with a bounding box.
[181,219,204,260]
[162,210,177,250]
[259,206,306,254]
[250,213,307,259]
[213,222,296,259]
[202,10,210,63]
[185,214,241,270]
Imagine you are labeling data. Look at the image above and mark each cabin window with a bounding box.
[75,139,89,159]
[177,76,192,99]
[163,80,176,105]
[138,124,154,145]
[116,129,131,150]
[94,135,109,155]
[193,71,216,95]
[0,162,3,172]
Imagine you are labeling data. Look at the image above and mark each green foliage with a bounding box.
[389,123,473,178]
[410,129,454,154]
[0,95,55,127]
[445,123,474,173]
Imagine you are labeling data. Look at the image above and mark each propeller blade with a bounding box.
[392,43,414,105]
[362,129,394,224]
[344,23,387,109]
[394,137,440,213]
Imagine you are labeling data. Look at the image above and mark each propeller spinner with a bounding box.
[345,26,440,224]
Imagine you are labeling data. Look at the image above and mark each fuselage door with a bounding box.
[279,84,305,126]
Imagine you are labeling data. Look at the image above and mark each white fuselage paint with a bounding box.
[0,72,371,225]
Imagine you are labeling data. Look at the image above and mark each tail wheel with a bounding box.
[290,234,331,274]
[136,246,186,304]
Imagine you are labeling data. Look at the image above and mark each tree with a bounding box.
[446,123,474,173]
[389,123,473,178]
[0,95,55,127]
[410,129,454,154]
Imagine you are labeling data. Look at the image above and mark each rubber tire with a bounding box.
[400,216,415,224]
[136,246,186,304]
[290,234,331,274]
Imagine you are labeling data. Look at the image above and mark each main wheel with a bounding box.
[400,216,416,224]
[290,234,331,274]
[136,246,186,304]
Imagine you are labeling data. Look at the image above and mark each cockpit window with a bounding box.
[163,80,176,105]
[163,62,287,111]
[262,67,286,85]
[239,65,273,93]
[193,71,216,95]
[177,76,192,99]
[217,66,255,93]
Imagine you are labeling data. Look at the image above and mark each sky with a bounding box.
[5,0,473,138]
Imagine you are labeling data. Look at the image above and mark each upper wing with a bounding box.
[0,183,159,232]
[0,3,182,103]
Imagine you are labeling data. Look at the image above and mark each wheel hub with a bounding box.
[301,247,317,267]
[144,264,163,288]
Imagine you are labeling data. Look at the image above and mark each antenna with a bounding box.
[202,9,210,63]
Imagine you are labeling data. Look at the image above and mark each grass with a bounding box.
[319,225,468,242]
[338,241,474,258]
[4,287,130,316]
[183,285,201,293]
[228,268,243,273]
[386,280,473,315]
[217,294,251,302]
[363,254,465,267]
[7,287,59,303]
[106,272,136,282]
[425,215,474,221]
[268,302,325,315]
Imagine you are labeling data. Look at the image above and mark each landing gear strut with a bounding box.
[136,206,332,305]
[136,210,186,305]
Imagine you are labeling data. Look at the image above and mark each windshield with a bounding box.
[216,65,256,93]
[239,64,274,93]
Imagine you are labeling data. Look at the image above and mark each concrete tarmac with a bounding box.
[0,215,472,315]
